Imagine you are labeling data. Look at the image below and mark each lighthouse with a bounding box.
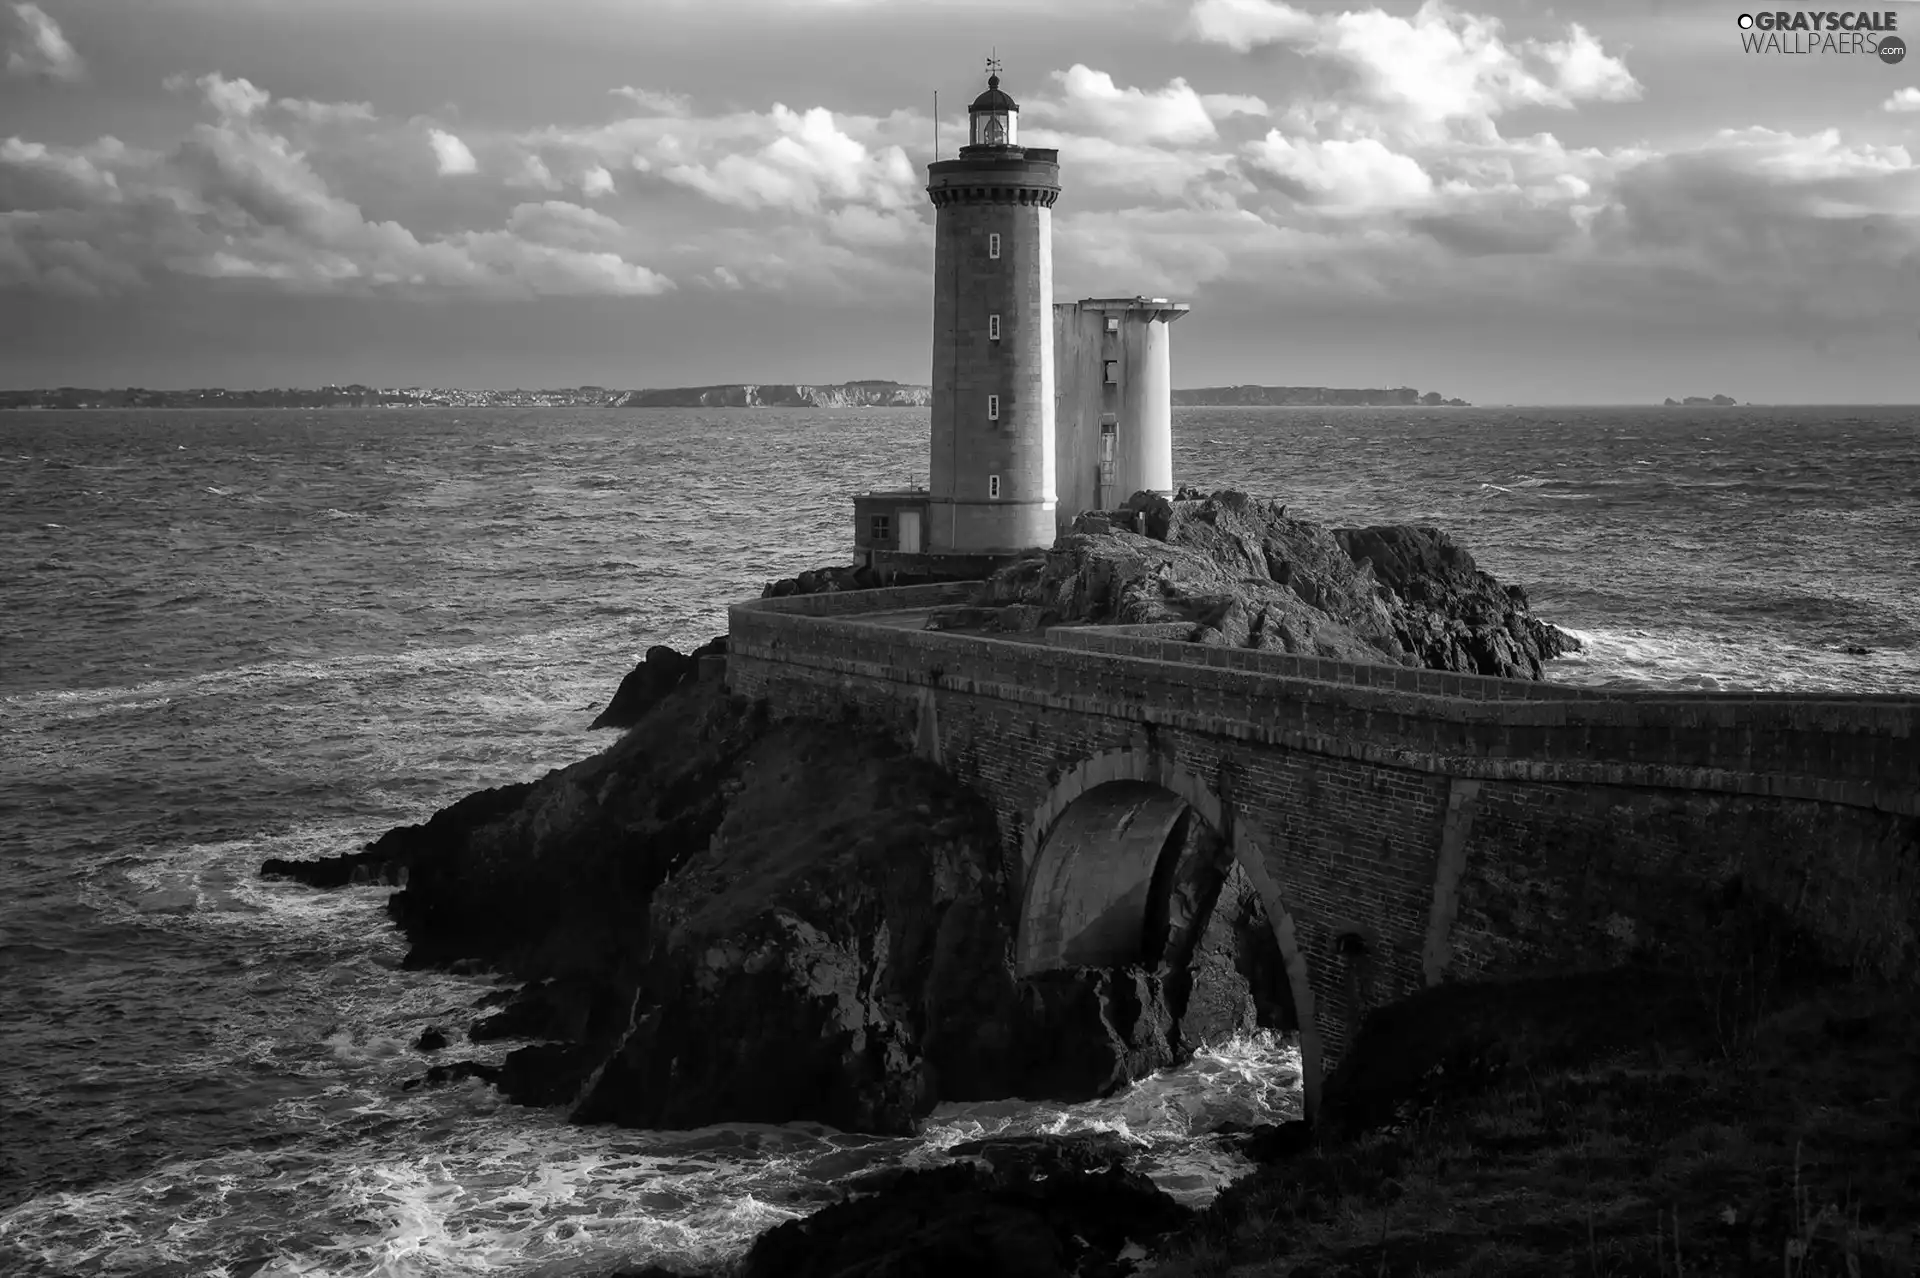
[848,61,1188,581]
[923,62,1061,553]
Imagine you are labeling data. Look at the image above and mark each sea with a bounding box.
[1,405,1915,1276]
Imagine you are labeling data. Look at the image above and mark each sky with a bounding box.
[2,0,1917,404]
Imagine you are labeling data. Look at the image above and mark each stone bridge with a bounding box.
[726,582,1920,1118]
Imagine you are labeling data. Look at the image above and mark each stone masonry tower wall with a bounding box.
[925,73,1060,554]
[1054,299,1188,527]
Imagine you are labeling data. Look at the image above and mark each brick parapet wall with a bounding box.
[729,598,1920,813]
[747,581,981,616]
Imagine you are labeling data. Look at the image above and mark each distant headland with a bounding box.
[1663,394,1738,406]
[0,381,1470,410]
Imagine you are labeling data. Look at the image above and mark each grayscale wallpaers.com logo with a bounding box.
[1736,10,1907,62]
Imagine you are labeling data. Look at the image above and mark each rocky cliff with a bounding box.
[969,489,1579,680]
[261,673,1284,1137]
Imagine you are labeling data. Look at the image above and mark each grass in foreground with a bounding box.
[1151,981,1919,1277]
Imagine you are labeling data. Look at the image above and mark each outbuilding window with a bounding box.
[869,514,891,543]
[988,233,1001,259]
[987,394,999,421]
[989,475,1001,499]
[989,313,1001,342]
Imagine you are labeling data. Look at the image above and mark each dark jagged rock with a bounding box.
[1213,1119,1315,1163]
[415,1027,448,1052]
[497,1043,603,1108]
[1333,523,1582,677]
[761,564,880,598]
[262,681,770,1115]
[735,1134,1192,1278]
[591,636,726,730]
[977,489,1578,680]
[568,724,1038,1133]
[262,674,1269,1135]
[260,780,536,892]
[468,978,601,1043]
[402,1060,502,1091]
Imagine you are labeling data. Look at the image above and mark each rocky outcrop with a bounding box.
[762,564,881,598]
[590,636,726,729]
[569,718,1031,1132]
[734,1134,1192,1278]
[1332,523,1581,677]
[263,674,1280,1133]
[976,489,1578,680]
[266,678,771,1109]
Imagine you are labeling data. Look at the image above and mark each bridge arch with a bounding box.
[1018,747,1327,1121]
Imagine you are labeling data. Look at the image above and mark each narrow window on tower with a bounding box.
[1103,360,1119,386]
[989,475,1001,500]
[987,394,1000,421]
[988,233,1001,259]
[989,314,1001,342]
[1105,316,1120,334]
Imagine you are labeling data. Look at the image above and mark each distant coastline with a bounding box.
[1663,394,1739,406]
[0,381,1471,410]
[1172,385,1469,407]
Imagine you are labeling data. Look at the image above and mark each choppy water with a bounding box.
[1,405,1914,1275]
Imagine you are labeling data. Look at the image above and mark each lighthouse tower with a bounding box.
[924,63,1060,553]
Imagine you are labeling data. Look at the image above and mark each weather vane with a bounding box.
[986,50,1002,79]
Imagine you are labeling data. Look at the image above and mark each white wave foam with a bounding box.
[1549,625,1920,694]
[1,1025,1300,1276]
[922,1030,1301,1207]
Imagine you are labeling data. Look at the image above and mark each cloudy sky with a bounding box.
[2,0,1916,403]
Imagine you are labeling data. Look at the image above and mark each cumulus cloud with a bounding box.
[509,152,560,190]
[1033,66,1222,145]
[1884,88,1920,114]
[195,71,272,119]
[0,135,123,204]
[428,128,478,176]
[2,16,1908,344]
[654,104,916,214]
[5,2,82,82]
[0,74,674,299]
[1189,0,1639,144]
[502,199,627,251]
[579,164,615,197]
[1246,133,1434,213]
